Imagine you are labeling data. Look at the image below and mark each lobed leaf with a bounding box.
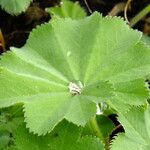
[0,12,150,135]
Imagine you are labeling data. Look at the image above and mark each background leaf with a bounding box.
[46,0,86,19]
[0,105,23,150]
[11,120,104,150]
[44,120,104,150]
[111,105,150,150]
[0,0,33,15]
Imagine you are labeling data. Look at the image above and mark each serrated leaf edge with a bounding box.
[0,0,33,15]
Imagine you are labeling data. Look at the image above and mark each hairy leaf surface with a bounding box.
[11,121,104,150]
[111,105,150,150]
[0,12,150,135]
[108,79,149,113]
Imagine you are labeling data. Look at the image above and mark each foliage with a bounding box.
[142,35,150,47]
[0,0,33,15]
[13,120,104,150]
[111,105,150,150]
[0,10,150,149]
[0,105,24,149]
[46,0,86,19]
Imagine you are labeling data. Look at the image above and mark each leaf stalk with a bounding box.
[130,4,150,27]
[89,117,109,150]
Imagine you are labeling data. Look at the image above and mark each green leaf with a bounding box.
[111,105,150,150]
[145,104,150,138]
[4,147,18,150]
[0,105,24,149]
[0,0,33,15]
[12,120,104,150]
[24,94,97,135]
[142,35,150,47]
[0,134,10,149]
[46,0,86,19]
[108,79,149,113]
[0,12,150,135]
[48,120,104,150]
[13,124,51,150]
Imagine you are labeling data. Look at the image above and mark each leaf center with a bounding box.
[69,81,83,95]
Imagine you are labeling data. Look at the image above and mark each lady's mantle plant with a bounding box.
[0,12,150,149]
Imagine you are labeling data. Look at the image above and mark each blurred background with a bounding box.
[0,0,149,52]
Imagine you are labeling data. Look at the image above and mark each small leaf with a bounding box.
[0,0,33,15]
[46,0,86,19]
[111,105,150,150]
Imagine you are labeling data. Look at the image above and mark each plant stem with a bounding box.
[89,117,109,150]
[90,117,103,140]
[83,0,92,14]
[124,0,132,23]
[130,4,150,27]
